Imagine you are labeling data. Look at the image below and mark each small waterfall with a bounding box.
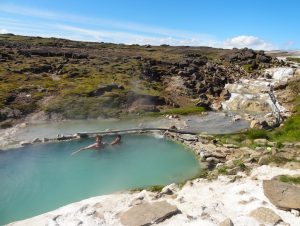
[265,67,294,81]
[222,67,295,118]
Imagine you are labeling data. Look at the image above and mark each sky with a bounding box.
[0,0,299,50]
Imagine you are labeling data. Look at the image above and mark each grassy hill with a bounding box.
[0,34,282,124]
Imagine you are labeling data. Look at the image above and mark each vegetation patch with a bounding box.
[233,159,247,170]
[162,106,205,115]
[147,185,165,192]
[286,57,300,63]
[269,97,300,142]
[219,96,300,145]
[279,175,300,185]
[242,64,253,73]
[217,165,228,175]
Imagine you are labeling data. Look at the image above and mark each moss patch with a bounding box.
[279,175,300,185]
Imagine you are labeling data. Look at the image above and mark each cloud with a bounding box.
[0,4,278,50]
[0,3,213,39]
[0,28,8,34]
[56,24,221,47]
[223,35,275,50]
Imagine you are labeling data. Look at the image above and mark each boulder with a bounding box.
[223,144,239,149]
[267,141,277,147]
[178,134,198,142]
[263,180,300,210]
[249,207,282,225]
[294,142,300,148]
[206,157,220,163]
[254,139,268,146]
[219,218,234,226]
[211,101,222,110]
[120,201,180,226]
[282,142,294,148]
[196,98,211,109]
[258,155,270,165]
[250,120,260,129]
[250,120,269,129]
[0,107,22,121]
[159,183,179,197]
[220,89,231,100]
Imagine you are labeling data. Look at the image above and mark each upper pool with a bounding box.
[0,134,200,225]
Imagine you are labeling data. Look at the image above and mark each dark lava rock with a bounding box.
[141,62,165,81]
[126,91,166,106]
[222,48,271,65]
[18,48,89,59]
[19,64,53,74]
[88,83,124,97]
[196,94,211,109]
[0,107,22,121]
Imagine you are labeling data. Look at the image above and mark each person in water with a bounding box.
[110,134,121,145]
[71,135,106,155]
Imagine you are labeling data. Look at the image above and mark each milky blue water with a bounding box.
[0,135,200,225]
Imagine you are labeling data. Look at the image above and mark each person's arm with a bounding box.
[71,143,96,155]
[110,138,121,145]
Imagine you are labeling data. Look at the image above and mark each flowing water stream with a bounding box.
[222,67,295,116]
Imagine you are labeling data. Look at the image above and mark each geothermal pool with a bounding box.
[0,135,200,225]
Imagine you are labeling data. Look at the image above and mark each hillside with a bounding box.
[0,34,284,126]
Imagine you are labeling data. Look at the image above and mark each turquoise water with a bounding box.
[0,135,200,225]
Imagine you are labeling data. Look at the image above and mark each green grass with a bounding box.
[162,106,205,115]
[146,185,165,192]
[219,96,300,145]
[140,106,205,117]
[269,96,300,142]
[246,129,269,140]
[217,165,228,175]
[233,159,247,170]
[177,169,208,187]
[279,175,300,185]
[286,57,300,63]
[243,64,253,73]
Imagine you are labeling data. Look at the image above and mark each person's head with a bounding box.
[96,135,102,142]
[117,135,121,140]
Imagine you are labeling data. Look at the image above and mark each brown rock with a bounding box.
[254,139,268,146]
[249,207,282,225]
[263,180,300,210]
[258,155,270,165]
[219,218,234,226]
[120,201,180,226]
